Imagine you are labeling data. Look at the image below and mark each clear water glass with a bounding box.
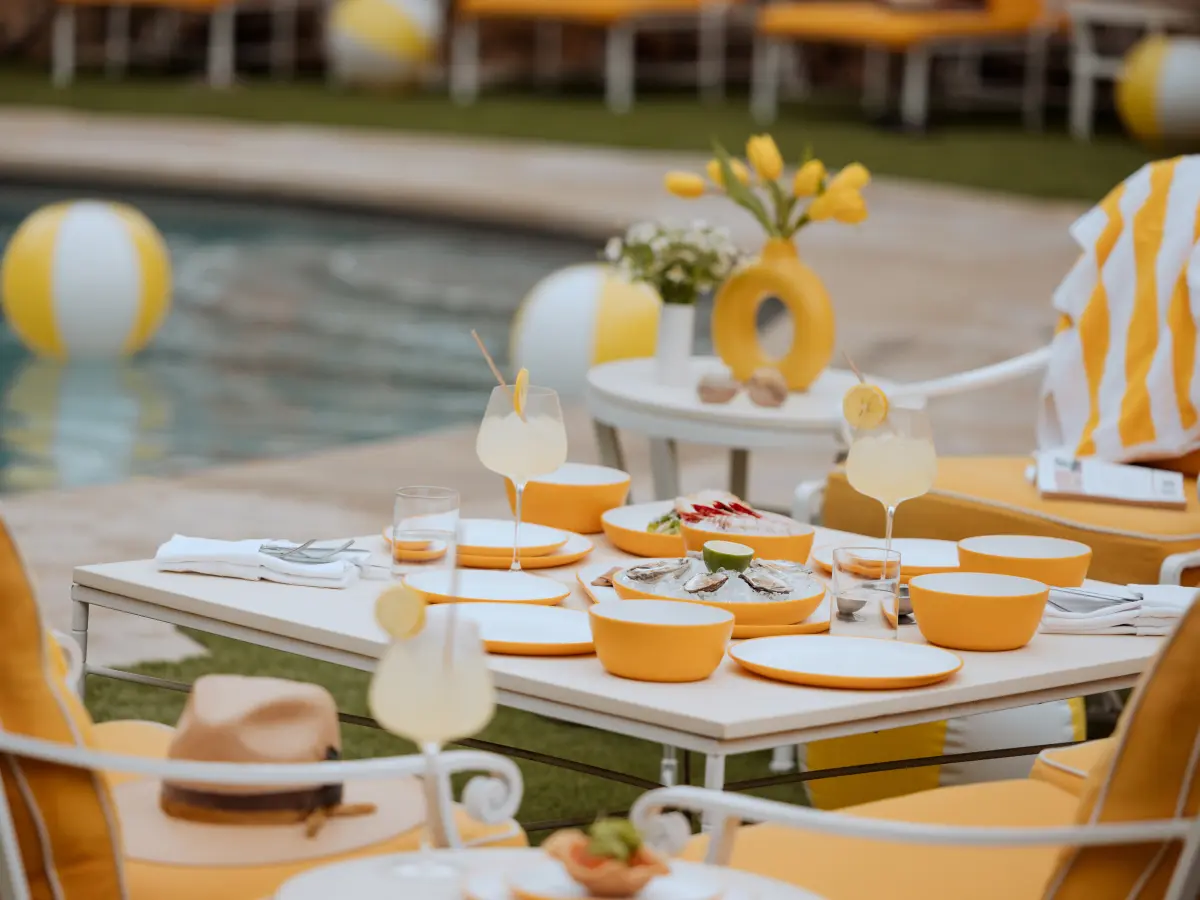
[392,486,459,579]
[830,547,902,640]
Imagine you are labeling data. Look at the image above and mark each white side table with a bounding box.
[275,848,828,900]
[586,356,894,502]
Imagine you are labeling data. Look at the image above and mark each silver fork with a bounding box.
[261,540,359,564]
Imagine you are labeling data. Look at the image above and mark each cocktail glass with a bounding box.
[475,384,568,571]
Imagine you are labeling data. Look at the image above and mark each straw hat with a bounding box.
[112,675,427,867]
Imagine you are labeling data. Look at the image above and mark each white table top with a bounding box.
[74,528,1160,747]
[586,358,897,448]
[274,848,827,900]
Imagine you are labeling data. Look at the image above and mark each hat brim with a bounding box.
[113,776,426,867]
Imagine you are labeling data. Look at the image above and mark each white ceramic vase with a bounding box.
[655,303,695,388]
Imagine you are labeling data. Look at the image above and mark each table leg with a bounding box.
[593,421,627,473]
[660,746,679,787]
[729,449,749,499]
[71,599,90,697]
[701,753,727,832]
[649,439,680,500]
[769,746,795,773]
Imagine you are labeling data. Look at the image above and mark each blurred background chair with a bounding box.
[450,0,735,113]
[751,0,1061,131]
[1067,0,1200,141]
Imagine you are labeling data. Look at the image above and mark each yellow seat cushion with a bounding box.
[1029,738,1115,798]
[459,0,713,25]
[88,720,526,900]
[683,779,1076,900]
[757,2,1035,50]
[823,456,1200,586]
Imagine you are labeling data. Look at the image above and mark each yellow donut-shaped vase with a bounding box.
[712,238,835,392]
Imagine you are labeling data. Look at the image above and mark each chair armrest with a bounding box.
[1160,548,1200,585]
[891,346,1051,401]
[50,630,84,696]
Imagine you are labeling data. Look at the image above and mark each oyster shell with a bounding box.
[591,566,623,587]
[752,559,809,575]
[624,559,690,583]
[683,572,728,593]
[739,569,791,594]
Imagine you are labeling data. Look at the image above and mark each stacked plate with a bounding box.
[384,518,594,570]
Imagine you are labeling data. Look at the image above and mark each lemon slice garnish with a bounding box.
[842,383,889,430]
[375,584,427,640]
[513,368,529,418]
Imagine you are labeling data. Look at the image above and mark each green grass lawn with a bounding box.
[0,67,1153,202]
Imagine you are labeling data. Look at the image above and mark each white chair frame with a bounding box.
[0,730,523,900]
[630,784,1200,900]
[449,3,732,114]
[51,0,307,89]
[750,4,1060,132]
[1067,0,1200,142]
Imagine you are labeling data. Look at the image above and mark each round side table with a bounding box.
[275,848,828,900]
[586,357,894,503]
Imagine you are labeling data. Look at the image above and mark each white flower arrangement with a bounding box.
[604,220,740,306]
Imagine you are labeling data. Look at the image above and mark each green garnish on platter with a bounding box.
[586,818,644,864]
[646,512,681,535]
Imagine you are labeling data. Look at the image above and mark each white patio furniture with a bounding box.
[629,785,1200,899]
[1067,0,1200,141]
[449,2,735,114]
[0,731,523,900]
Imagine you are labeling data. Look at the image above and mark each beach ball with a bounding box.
[510,264,662,398]
[1117,35,1200,148]
[798,699,1084,809]
[1,202,171,361]
[326,0,441,88]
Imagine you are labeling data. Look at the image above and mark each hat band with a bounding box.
[161,783,344,817]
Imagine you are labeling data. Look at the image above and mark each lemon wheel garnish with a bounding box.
[842,383,889,430]
[375,584,427,640]
[513,367,529,418]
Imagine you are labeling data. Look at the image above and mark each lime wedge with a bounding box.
[702,540,755,573]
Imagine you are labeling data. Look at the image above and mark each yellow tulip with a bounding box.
[746,134,784,182]
[807,188,868,224]
[706,158,750,189]
[664,171,707,199]
[827,162,871,193]
[792,159,826,197]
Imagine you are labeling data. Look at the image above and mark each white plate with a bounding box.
[458,518,568,557]
[576,562,623,603]
[811,538,959,574]
[403,569,570,606]
[494,861,726,900]
[427,604,593,656]
[729,635,963,690]
[461,533,594,570]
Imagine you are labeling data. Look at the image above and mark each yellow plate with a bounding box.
[460,533,593,570]
[732,615,829,639]
[729,635,963,690]
[427,604,594,656]
[379,527,450,562]
[600,502,686,559]
[810,538,959,583]
[403,569,570,606]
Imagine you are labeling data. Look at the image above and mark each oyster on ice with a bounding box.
[683,572,728,594]
[739,569,790,594]
[624,559,690,583]
[751,559,810,575]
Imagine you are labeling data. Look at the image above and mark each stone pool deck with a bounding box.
[0,108,1090,665]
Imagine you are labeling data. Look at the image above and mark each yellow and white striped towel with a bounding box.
[1040,155,1200,464]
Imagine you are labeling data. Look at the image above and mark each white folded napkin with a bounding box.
[1040,583,1199,636]
[155,535,361,589]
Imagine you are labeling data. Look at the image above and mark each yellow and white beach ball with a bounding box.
[798,699,1085,809]
[510,264,662,398]
[326,0,441,88]
[1,202,171,361]
[1117,35,1200,148]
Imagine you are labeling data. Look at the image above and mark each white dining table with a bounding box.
[71,525,1160,806]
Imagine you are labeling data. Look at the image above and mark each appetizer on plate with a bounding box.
[646,491,807,538]
[543,818,669,898]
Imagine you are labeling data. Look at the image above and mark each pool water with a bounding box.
[0,183,609,492]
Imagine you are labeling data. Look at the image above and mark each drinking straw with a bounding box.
[471,329,511,394]
[842,350,866,384]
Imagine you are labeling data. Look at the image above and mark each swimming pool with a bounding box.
[0,183,657,492]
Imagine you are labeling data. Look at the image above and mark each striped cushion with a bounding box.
[0,523,126,900]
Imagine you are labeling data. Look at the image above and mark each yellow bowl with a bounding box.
[957,535,1092,588]
[505,463,631,535]
[611,564,827,627]
[600,503,686,558]
[589,600,733,682]
[909,572,1049,652]
[681,522,815,564]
